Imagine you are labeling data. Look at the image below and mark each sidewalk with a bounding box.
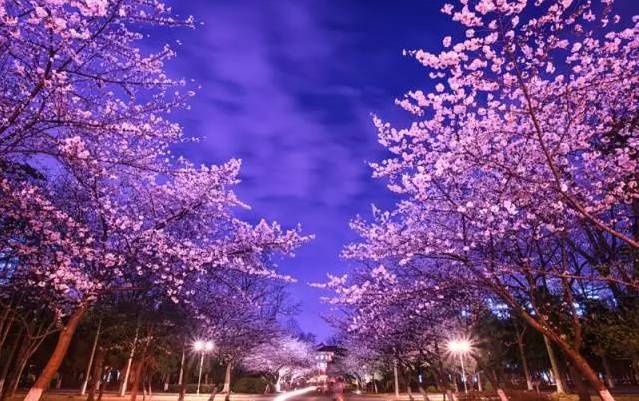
[350,393,445,401]
[9,391,277,401]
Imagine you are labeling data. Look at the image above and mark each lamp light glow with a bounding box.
[447,337,473,393]
[447,339,471,354]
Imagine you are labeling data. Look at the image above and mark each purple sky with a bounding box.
[153,0,638,340]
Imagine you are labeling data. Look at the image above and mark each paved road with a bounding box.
[26,390,443,401]
[282,391,443,401]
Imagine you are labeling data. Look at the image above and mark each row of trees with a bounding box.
[321,1,639,401]
[0,1,312,401]
[0,293,315,401]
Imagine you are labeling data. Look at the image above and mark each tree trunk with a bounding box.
[496,389,509,401]
[23,305,87,401]
[554,341,614,401]
[223,362,232,401]
[177,380,186,401]
[509,294,613,401]
[0,312,13,353]
[81,319,102,395]
[0,305,10,345]
[263,380,271,394]
[7,355,29,399]
[274,373,281,393]
[568,363,591,401]
[178,346,185,386]
[208,384,219,401]
[504,287,611,400]
[601,355,615,389]
[5,335,32,400]
[485,369,509,401]
[146,375,152,397]
[129,329,152,401]
[632,355,639,385]
[515,331,533,391]
[432,340,457,401]
[0,327,22,395]
[177,361,189,401]
[405,375,415,401]
[543,335,565,394]
[87,346,106,401]
[120,322,140,397]
[418,385,431,401]
[97,377,106,401]
[405,384,414,401]
[484,271,615,401]
[129,359,144,401]
[393,360,400,400]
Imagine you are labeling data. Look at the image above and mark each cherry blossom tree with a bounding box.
[318,264,477,401]
[385,0,639,254]
[0,3,311,401]
[3,149,309,401]
[186,273,299,400]
[242,334,314,392]
[338,2,639,401]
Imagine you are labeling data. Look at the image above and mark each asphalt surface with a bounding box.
[282,392,448,401]
[284,393,406,401]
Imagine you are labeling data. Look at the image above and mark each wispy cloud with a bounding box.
[155,0,446,338]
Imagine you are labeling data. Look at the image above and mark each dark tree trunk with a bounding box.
[177,356,190,401]
[418,384,431,401]
[515,324,533,391]
[602,355,615,389]
[23,305,87,401]
[223,362,232,401]
[177,381,186,401]
[495,285,613,401]
[129,359,145,401]
[4,332,32,401]
[0,312,14,353]
[404,373,415,401]
[97,375,106,401]
[484,369,509,401]
[434,341,457,401]
[568,364,591,401]
[0,326,22,396]
[87,346,106,401]
[208,384,219,401]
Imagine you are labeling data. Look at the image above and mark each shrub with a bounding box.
[232,377,268,394]
[166,384,219,393]
[457,390,552,401]
[547,394,579,401]
[508,390,552,401]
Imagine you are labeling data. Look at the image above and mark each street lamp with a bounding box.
[447,339,472,393]
[193,340,214,394]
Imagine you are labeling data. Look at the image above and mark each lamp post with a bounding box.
[447,339,471,393]
[194,340,214,395]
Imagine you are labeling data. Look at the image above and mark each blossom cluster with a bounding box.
[0,0,309,327]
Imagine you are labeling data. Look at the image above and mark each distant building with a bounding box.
[314,344,346,383]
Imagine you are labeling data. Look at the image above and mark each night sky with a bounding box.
[152,0,638,340]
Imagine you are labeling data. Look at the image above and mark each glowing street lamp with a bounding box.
[193,340,214,394]
[447,339,472,393]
